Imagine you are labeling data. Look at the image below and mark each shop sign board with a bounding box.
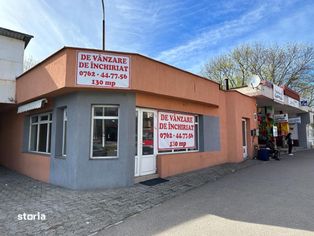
[288,117,301,124]
[76,51,130,88]
[158,111,195,150]
[273,84,284,104]
[274,114,288,123]
[287,97,299,108]
[300,100,308,106]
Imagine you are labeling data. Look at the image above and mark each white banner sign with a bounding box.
[288,117,301,124]
[287,97,300,108]
[158,111,195,150]
[76,51,130,88]
[273,84,284,104]
[274,114,288,123]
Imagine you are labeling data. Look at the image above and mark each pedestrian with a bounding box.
[266,139,280,160]
[286,133,293,155]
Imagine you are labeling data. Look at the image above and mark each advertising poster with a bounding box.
[158,111,195,150]
[76,51,130,88]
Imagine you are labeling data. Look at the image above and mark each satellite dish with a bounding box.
[247,75,261,88]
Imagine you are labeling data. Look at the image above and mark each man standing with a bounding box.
[286,133,293,155]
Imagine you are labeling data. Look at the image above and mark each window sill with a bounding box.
[26,151,51,157]
[90,156,119,160]
[157,150,199,155]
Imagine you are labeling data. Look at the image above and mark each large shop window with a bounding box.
[29,113,52,154]
[91,105,119,158]
[158,115,199,154]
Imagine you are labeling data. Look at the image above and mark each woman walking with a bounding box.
[286,133,293,155]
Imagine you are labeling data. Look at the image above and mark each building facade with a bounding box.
[236,81,314,149]
[0,27,32,106]
[0,47,258,189]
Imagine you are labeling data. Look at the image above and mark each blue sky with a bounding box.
[0,0,313,74]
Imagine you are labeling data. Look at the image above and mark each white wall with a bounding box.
[0,35,25,103]
[0,80,15,103]
[236,85,273,99]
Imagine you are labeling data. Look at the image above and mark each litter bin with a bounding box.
[258,148,269,161]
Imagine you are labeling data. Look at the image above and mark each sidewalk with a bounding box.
[0,158,260,235]
[102,149,314,236]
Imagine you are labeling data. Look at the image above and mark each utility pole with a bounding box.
[101,0,105,50]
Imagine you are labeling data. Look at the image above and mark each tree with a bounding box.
[23,56,38,72]
[201,43,314,106]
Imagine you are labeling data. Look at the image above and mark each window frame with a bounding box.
[158,115,199,155]
[28,112,52,154]
[90,105,119,159]
[62,108,67,157]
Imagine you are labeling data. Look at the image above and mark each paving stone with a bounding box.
[0,160,260,235]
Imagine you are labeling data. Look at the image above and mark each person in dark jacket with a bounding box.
[286,133,293,155]
[266,139,280,160]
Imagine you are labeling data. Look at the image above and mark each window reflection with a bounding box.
[92,106,119,158]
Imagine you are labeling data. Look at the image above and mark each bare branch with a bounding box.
[201,42,314,105]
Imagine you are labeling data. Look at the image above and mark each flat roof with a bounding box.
[0,27,33,48]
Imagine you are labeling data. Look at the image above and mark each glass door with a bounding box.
[135,108,157,177]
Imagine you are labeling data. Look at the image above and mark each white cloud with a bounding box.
[154,0,313,73]
[156,3,270,68]
[0,0,312,75]
[0,0,99,61]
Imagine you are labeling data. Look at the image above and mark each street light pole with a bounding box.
[101,0,105,50]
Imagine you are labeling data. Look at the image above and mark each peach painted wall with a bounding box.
[139,90,257,178]
[224,91,257,163]
[130,55,220,106]
[17,47,220,106]
[16,49,68,103]
[136,92,218,116]
[0,109,50,182]
[157,151,226,178]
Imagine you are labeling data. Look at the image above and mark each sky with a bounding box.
[0,0,313,74]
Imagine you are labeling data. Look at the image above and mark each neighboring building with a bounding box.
[0,27,33,106]
[298,107,314,149]
[235,81,313,149]
[0,47,258,189]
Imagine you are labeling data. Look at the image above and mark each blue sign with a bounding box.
[300,100,308,106]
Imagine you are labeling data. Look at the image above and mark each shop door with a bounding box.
[135,109,157,177]
[242,119,248,159]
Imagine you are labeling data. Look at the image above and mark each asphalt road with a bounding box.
[101,150,314,236]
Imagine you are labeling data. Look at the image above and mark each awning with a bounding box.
[17,98,47,114]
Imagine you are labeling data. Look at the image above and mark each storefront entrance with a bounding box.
[135,108,157,177]
[242,119,248,159]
